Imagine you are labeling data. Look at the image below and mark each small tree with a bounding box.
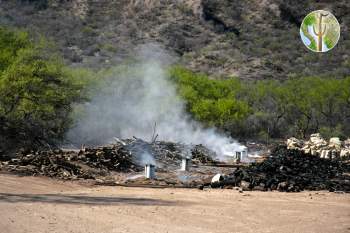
[0,27,85,149]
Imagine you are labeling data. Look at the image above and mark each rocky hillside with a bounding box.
[0,0,349,79]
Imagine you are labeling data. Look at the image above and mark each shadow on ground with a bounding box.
[0,193,178,206]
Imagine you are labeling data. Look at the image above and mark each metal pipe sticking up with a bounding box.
[181,157,191,171]
[145,164,155,179]
[235,146,248,163]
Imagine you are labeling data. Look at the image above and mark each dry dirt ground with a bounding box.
[0,173,349,233]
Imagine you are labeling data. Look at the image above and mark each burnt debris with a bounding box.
[1,140,349,192]
[0,138,217,180]
[221,146,350,192]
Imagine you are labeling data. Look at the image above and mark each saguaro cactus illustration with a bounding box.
[313,12,328,52]
[300,10,340,52]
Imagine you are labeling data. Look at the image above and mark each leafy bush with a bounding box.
[169,66,251,136]
[0,27,87,149]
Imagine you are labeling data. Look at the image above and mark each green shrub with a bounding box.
[169,66,350,139]
[169,66,250,129]
[0,27,88,149]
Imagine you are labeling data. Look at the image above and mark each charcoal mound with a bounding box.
[230,146,350,192]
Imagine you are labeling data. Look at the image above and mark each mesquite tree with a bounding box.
[0,27,85,150]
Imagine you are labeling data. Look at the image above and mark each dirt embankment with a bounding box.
[0,174,349,233]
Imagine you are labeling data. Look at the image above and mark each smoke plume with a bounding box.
[66,45,244,160]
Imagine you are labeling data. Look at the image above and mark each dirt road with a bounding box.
[0,173,349,233]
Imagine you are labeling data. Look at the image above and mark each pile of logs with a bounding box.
[0,144,139,179]
[286,134,350,160]
[0,138,219,180]
[191,144,217,164]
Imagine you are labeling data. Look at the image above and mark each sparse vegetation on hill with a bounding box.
[0,0,349,79]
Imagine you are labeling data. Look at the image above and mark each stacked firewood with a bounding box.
[286,134,350,160]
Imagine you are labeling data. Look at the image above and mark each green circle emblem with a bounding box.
[300,10,340,52]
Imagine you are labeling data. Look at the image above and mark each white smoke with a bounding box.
[140,152,156,166]
[66,45,244,160]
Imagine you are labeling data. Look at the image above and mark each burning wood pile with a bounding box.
[286,134,350,160]
[214,146,350,192]
[1,137,348,192]
[0,138,217,180]
[191,145,217,164]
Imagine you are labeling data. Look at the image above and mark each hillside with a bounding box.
[0,0,349,79]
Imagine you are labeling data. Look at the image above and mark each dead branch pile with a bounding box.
[0,144,139,179]
[0,138,219,180]
[191,145,217,164]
